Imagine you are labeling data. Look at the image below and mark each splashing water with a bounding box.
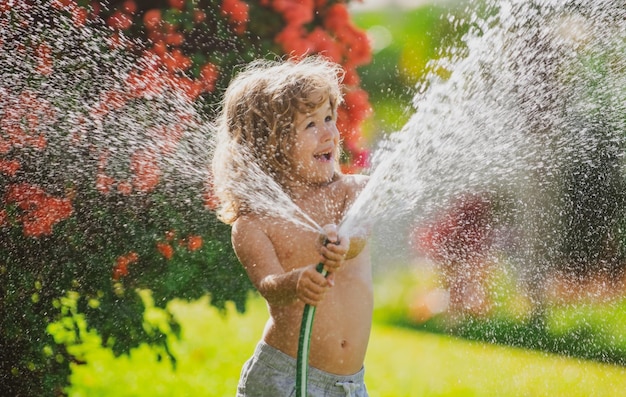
[4,1,625,272]
[212,0,626,274]
[218,147,325,233]
[1,5,212,203]
[341,0,626,271]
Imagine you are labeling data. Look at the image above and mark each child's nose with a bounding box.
[320,124,338,142]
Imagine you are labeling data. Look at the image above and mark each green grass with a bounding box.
[63,293,626,396]
[368,325,626,396]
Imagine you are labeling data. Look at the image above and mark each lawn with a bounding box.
[64,293,626,396]
[367,324,626,396]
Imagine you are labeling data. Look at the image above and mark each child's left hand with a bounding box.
[319,224,348,276]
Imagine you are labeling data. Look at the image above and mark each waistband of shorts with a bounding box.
[254,341,365,389]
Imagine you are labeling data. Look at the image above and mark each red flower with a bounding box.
[96,173,115,194]
[165,32,185,46]
[89,89,130,121]
[1,90,52,153]
[34,42,53,76]
[112,251,139,280]
[307,28,341,63]
[121,0,137,14]
[324,3,349,32]
[0,139,9,155]
[324,4,371,66]
[0,159,20,176]
[143,9,162,31]
[221,0,249,34]
[117,180,133,196]
[89,1,101,17]
[106,33,126,50]
[151,41,167,56]
[130,149,161,193]
[200,62,219,92]
[156,241,174,260]
[150,124,179,154]
[350,147,370,169]
[71,7,89,28]
[5,183,73,237]
[160,48,192,73]
[343,88,372,125]
[172,75,203,100]
[193,9,206,23]
[342,66,361,86]
[124,60,163,99]
[51,0,77,10]
[271,0,314,27]
[413,194,494,264]
[204,192,220,211]
[343,28,371,66]
[339,142,369,174]
[167,0,185,10]
[96,152,115,194]
[107,10,133,30]
[186,235,203,251]
[275,25,310,57]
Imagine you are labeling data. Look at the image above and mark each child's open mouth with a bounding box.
[314,151,333,162]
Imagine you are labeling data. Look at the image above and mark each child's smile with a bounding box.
[313,150,333,162]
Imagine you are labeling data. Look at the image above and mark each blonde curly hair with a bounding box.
[211,56,344,225]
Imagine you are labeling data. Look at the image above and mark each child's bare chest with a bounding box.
[265,183,347,269]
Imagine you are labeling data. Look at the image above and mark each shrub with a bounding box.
[0,1,372,395]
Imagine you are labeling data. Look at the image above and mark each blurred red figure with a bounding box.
[413,193,495,317]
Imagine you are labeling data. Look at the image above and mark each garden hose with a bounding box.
[296,261,327,397]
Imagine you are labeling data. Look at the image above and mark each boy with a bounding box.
[212,57,371,396]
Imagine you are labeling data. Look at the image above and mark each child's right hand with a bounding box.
[295,264,332,306]
[319,224,349,274]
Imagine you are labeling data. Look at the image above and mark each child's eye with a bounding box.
[325,115,332,122]
[306,121,315,129]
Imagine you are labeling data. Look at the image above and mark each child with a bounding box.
[212,56,371,396]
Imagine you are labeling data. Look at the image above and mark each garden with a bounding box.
[2,0,626,396]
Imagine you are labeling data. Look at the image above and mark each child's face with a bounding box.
[290,98,339,185]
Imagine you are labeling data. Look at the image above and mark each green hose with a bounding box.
[296,262,327,397]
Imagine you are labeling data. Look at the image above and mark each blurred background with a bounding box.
[2,0,626,396]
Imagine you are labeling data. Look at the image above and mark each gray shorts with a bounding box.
[237,341,368,397]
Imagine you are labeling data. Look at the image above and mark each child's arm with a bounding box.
[232,217,332,306]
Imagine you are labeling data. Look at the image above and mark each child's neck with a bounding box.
[285,173,339,200]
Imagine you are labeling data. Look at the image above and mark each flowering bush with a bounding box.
[412,193,496,316]
[0,1,372,395]
[101,0,372,169]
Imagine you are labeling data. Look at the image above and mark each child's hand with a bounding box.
[295,264,332,306]
[319,224,349,275]
[294,225,349,306]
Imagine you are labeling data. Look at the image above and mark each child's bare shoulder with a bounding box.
[232,212,286,241]
[232,213,265,242]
